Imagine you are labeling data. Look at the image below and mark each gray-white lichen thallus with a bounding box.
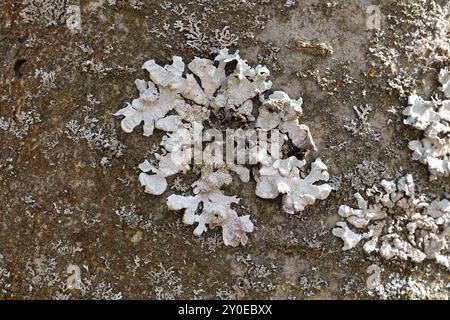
[115,49,332,246]
[403,69,450,179]
[333,174,450,270]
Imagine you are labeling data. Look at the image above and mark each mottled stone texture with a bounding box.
[0,0,449,299]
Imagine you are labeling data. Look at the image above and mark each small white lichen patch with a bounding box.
[66,264,82,290]
[366,264,382,291]
[167,169,253,247]
[20,0,69,27]
[66,5,81,34]
[369,270,450,299]
[0,254,11,294]
[256,91,315,150]
[20,0,81,33]
[438,68,450,98]
[333,174,450,270]
[115,49,331,246]
[255,156,332,214]
[403,69,450,179]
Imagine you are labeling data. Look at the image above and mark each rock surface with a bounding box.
[0,0,449,299]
